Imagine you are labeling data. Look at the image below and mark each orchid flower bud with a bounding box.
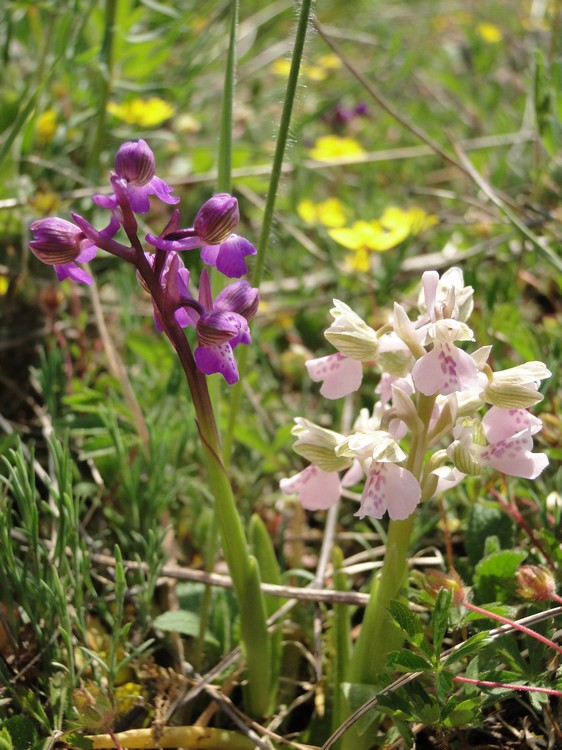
[215,280,259,321]
[324,299,379,360]
[114,139,156,186]
[30,217,86,265]
[194,193,240,245]
[291,417,350,472]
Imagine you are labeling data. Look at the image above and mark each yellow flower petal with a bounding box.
[348,248,370,272]
[35,110,58,143]
[476,23,503,43]
[107,97,175,127]
[316,53,342,70]
[271,59,292,76]
[316,198,347,228]
[309,135,365,162]
[297,199,318,224]
[328,226,364,251]
[306,65,328,82]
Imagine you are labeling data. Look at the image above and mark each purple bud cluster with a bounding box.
[29,140,259,384]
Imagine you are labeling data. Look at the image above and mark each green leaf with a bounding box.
[61,734,94,749]
[0,718,37,750]
[152,610,219,646]
[387,649,433,672]
[432,589,452,657]
[341,682,379,736]
[442,698,482,728]
[444,632,492,667]
[436,669,454,702]
[387,600,425,649]
[474,549,527,602]
[0,728,14,750]
[465,502,513,565]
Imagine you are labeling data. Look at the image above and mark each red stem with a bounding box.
[454,675,562,697]
[463,600,562,656]
[491,488,555,568]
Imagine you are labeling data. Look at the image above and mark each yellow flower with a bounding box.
[379,206,438,238]
[297,197,347,228]
[35,110,58,143]
[309,135,366,162]
[306,65,328,82]
[329,206,438,269]
[476,23,503,43]
[28,189,62,215]
[272,54,340,80]
[107,97,175,127]
[316,53,342,70]
[271,58,293,76]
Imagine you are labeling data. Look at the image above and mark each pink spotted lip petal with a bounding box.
[482,406,543,442]
[306,352,363,399]
[412,342,479,396]
[480,428,548,479]
[279,464,342,510]
[355,462,421,520]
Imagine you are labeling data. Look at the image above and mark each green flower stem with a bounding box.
[123,210,269,717]
[348,515,415,686]
[344,393,436,748]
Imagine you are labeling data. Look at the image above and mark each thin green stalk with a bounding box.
[252,0,312,288]
[199,0,238,667]
[127,224,269,716]
[223,0,313,462]
[89,0,117,181]
[343,393,436,749]
[216,0,239,195]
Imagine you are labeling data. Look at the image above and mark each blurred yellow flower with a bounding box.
[271,59,293,76]
[272,53,341,80]
[329,206,438,270]
[476,23,503,43]
[107,97,175,127]
[35,110,58,143]
[174,113,201,134]
[380,206,438,236]
[306,65,328,82]
[309,135,366,162]
[28,189,62,215]
[297,197,347,228]
[316,53,342,70]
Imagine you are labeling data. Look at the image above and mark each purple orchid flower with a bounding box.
[29,216,105,284]
[146,193,257,279]
[192,270,258,384]
[155,256,259,384]
[93,139,179,215]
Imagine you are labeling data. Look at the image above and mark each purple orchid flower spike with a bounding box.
[30,217,100,284]
[146,193,257,279]
[193,270,258,384]
[93,139,179,215]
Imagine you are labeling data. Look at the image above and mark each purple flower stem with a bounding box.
[70,213,136,264]
[109,193,270,716]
